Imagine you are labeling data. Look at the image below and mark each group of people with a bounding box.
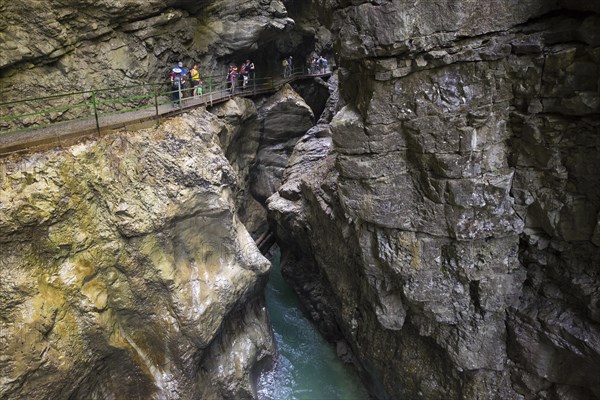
[308,55,328,74]
[170,61,203,106]
[170,59,255,105]
[169,53,329,106]
[227,60,255,93]
[282,54,328,77]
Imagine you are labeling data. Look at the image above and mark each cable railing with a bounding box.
[0,66,329,139]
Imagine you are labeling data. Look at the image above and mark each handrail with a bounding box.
[0,66,331,151]
[0,71,250,107]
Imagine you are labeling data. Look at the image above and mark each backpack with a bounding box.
[173,74,182,88]
[240,64,246,74]
[282,59,288,67]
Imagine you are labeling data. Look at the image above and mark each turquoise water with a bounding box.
[256,248,370,400]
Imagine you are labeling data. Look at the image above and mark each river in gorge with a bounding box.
[256,247,370,400]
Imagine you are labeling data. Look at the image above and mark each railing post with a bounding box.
[154,86,159,126]
[178,80,183,110]
[209,78,213,107]
[92,90,100,134]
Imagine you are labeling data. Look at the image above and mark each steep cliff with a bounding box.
[269,1,600,399]
[209,87,315,240]
[2,0,599,398]
[0,108,274,399]
[0,0,329,390]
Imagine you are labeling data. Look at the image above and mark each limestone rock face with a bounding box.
[0,109,274,399]
[0,0,293,108]
[269,2,600,400]
[209,90,317,239]
[2,0,599,398]
[291,77,331,121]
[268,74,341,341]
[323,0,557,61]
[250,84,315,203]
[211,97,265,236]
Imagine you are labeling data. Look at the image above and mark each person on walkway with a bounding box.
[247,59,255,85]
[282,57,289,77]
[197,79,203,97]
[170,65,185,107]
[311,56,319,74]
[240,59,254,89]
[287,56,293,76]
[239,61,247,89]
[318,56,328,74]
[189,64,201,97]
[227,64,238,93]
[172,61,187,85]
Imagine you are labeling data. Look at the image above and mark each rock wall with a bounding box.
[251,84,315,204]
[269,1,600,399]
[0,109,274,399]
[210,97,264,236]
[2,0,599,398]
[0,0,294,117]
[209,87,316,240]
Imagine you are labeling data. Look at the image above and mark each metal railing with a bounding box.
[0,66,328,138]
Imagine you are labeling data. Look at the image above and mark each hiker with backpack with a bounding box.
[318,56,328,74]
[240,60,254,90]
[170,62,187,106]
[311,56,319,74]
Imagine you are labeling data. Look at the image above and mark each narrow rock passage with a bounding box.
[256,247,370,400]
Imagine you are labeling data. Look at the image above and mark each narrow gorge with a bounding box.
[1,1,599,399]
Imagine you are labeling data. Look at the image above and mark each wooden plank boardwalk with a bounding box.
[0,71,329,157]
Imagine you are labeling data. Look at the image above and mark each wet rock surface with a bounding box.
[211,97,265,237]
[2,0,600,399]
[268,3,600,400]
[0,109,274,399]
[210,87,317,240]
[250,84,315,204]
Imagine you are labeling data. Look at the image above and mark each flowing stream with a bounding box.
[256,247,370,400]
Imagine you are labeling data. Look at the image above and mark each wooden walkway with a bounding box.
[0,72,329,157]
